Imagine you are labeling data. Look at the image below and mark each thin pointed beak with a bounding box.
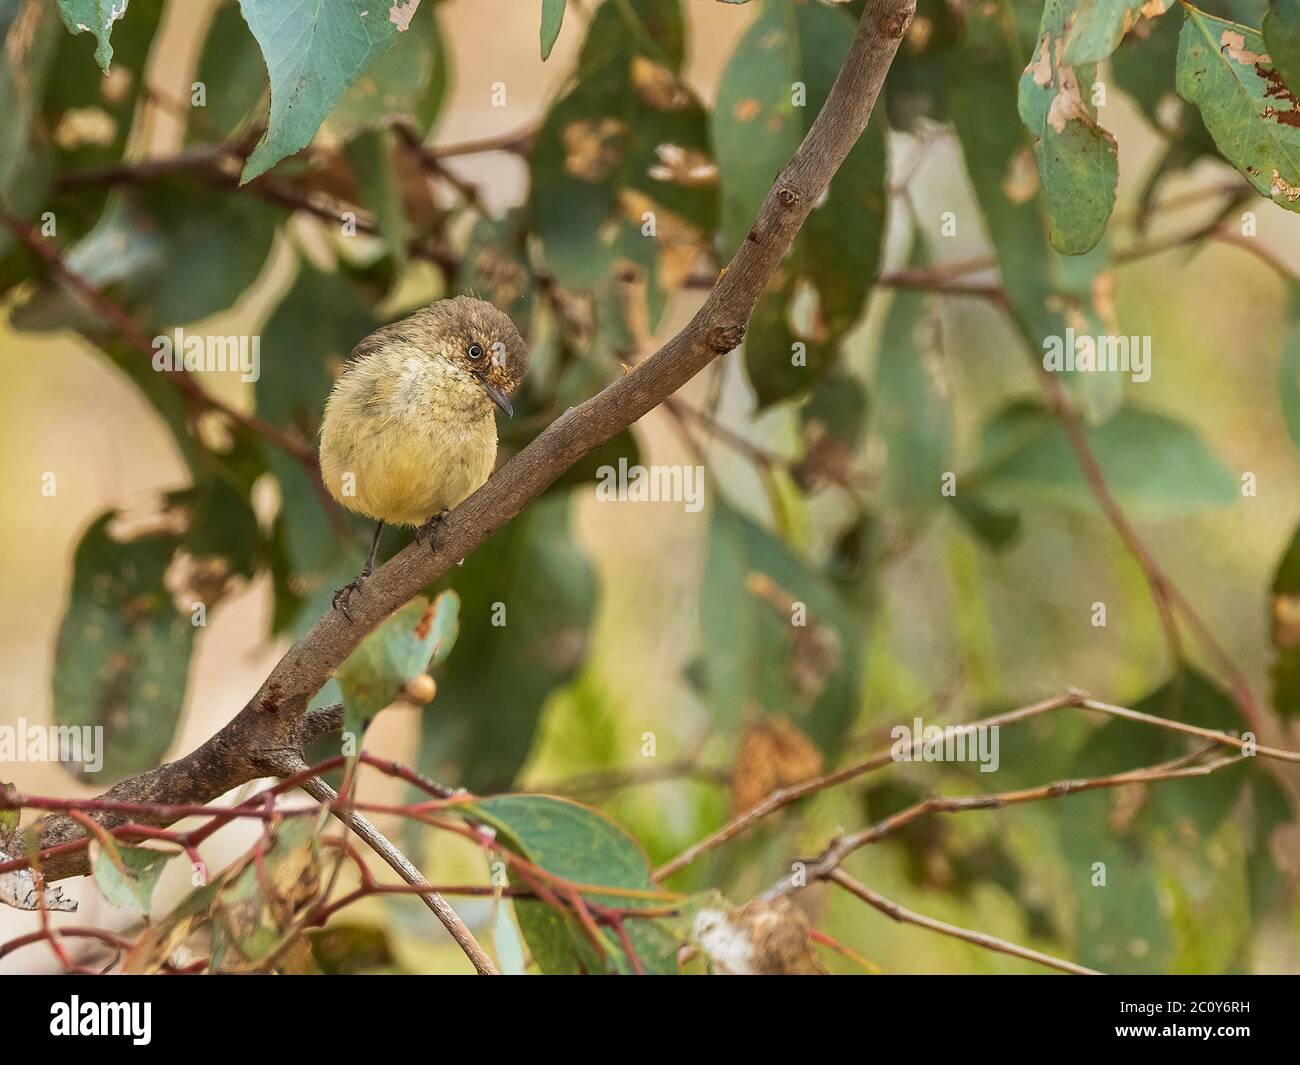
[480,378,513,417]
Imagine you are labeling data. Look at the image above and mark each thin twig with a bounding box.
[827,869,1101,975]
[297,772,499,976]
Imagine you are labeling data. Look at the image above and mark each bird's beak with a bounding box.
[480,378,513,417]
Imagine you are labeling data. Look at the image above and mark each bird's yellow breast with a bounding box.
[319,345,498,527]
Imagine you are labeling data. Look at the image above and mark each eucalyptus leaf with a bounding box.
[90,839,173,915]
[1177,6,1300,212]
[540,0,566,60]
[237,0,416,183]
[471,794,677,974]
[55,0,130,73]
[530,0,714,300]
[1019,0,1118,254]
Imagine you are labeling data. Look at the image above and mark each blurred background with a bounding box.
[1,0,1298,973]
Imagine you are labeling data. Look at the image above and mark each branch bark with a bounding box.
[27,0,917,883]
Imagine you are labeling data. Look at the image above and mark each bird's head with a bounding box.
[426,295,528,416]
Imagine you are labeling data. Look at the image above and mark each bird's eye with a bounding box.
[468,343,485,361]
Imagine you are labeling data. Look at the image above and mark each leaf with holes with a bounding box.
[1019,0,1118,254]
[529,0,715,307]
[55,0,131,73]
[1177,6,1300,212]
[951,2,1120,421]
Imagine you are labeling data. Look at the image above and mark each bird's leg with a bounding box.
[332,520,385,622]
[415,508,450,549]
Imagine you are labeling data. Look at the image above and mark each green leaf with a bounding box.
[337,591,459,742]
[237,0,415,183]
[951,3,1121,421]
[1140,671,1248,833]
[309,922,396,973]
[540,0,566,60]
[1019,0,1118,254]
[530,0,715,298]
[964,402,1238,514]
[53,511,194,781]
[418,495,595,792]
[712,0,802,254]
[1063,0,1173,65]
[698,500,864,751]
[55,0,131,73]
[470,794,677,974]
[1264,0,1300,97]
[1177,6,1300,212]
[89,839,173,915]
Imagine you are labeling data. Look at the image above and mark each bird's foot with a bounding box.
[332,575,367,622]
[416,509,450,550]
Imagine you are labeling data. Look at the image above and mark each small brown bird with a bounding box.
[319,295,528,617]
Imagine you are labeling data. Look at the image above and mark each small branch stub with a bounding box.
[707,323,746,354]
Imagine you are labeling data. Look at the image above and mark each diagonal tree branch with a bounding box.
[26,0,918,882]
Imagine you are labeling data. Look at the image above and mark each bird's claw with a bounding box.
[332,575,367,621]
[416,509,450,549]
